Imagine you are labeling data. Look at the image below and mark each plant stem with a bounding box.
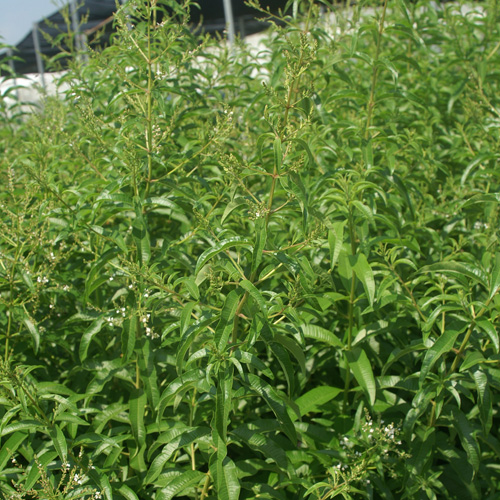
[343,204,357,413]
[199,473,211,500]
[144,0,154,198]
[364,0,389,140]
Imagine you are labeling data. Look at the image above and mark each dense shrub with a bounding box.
[1,0,499,498]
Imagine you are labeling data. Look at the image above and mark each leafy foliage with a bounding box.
[1,0,500,498]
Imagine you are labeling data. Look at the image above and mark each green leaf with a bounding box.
[22,316,39,354]
[239,279,267,319]
[461,193,500,209]
[419,323,465,384]
[460,153,497,186]
[476,319,499,353]
[132,214,151,265]
[294,386,342,417]
[352,253,375,306]
[489,253,500,301]
[328,221,346,271]
[345,347,376,406]
[459,351,485,372]
[49,425,67,463]
[158,369,205,418]
[214,290,240,352]
[301,324,343,348]
[273,333,306,377]
[1,420,44,436]
[473,369,492,435]
[24,451,58,489]
[407,427,435,476]
[181,277,200,301]
[79,317,105,362]
[84,247,121,303]
[241,373,297,443]
[121,316,137,363]
[270,341,295,395]
[420,261,488,289]
[180,302,197,335]
[145,427,210,484]
[0,432,27,471]
[232,426,287,468]
[195,237,252,276]
[118,484,139,500]
[138,337,160,412]
[157,470,205,499]
[214,365,233,442]
[129,388,146,447]
[210,455,240,500]
[453,408,480,473]
[232,349,273,379]
[222,198,247,224]
[176,315,218,374]
[251,220,267,276]
[351,200,375,228]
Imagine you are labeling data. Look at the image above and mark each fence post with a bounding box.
[32,22,46,89]
[6,48,19,101]
[222,0,236,44]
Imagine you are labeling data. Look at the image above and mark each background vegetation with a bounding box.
[1,0,499,498]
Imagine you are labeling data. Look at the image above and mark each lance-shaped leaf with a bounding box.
[195,237,252,276]
[48,425,67,463]
[117,484,139,500]
[352,253,375,306]
[24,451,58,490]
[0,432,28,471]
[157,470,206,499]
[79,317,104,362]
[129,387,146,447]
[420,261,488,290]
[453,408,480,473]
[419,322,466,384]
[214,290,240,352]
[158,369,205,418]
[241,373,297,444]
[489,253,500,301]
[294,386,342,418]
[210,451,240,500]
[22,316,40,354]
[132,214,151,265]
[232,425,287,468]
[473,369,492,436]
[84,247,121,303]
[121,316,137,364]
[345,347,376,406]
[145,427,210,484]
[214,366,233,442]
[328,221,346,271]
[251,220,267,276]
[239,279,267,320]
[301,324,343,348]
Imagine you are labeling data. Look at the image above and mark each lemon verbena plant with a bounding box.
[1,0,500,498]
